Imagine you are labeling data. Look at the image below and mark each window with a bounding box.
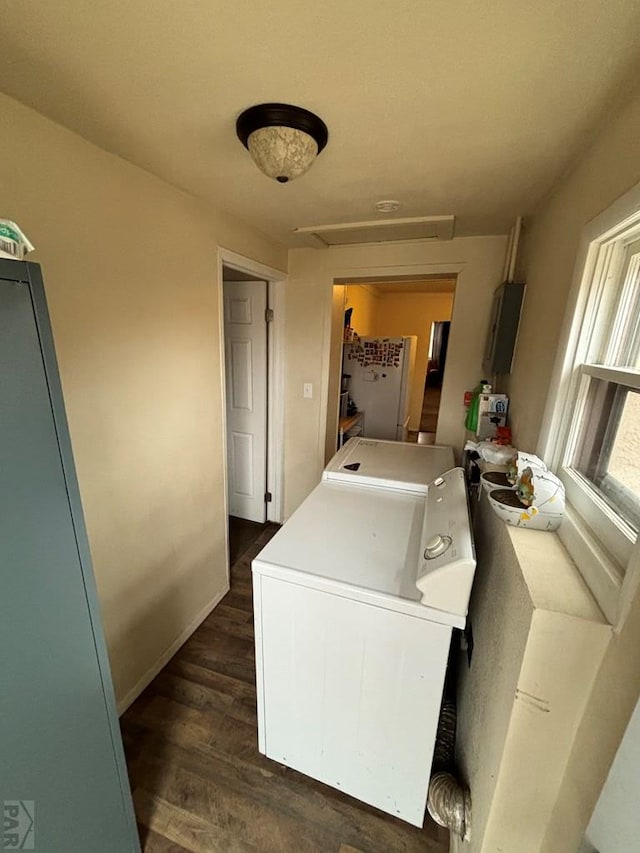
[572,380,640,529]
[543,184,640,625]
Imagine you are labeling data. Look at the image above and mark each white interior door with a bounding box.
[223,280,267,522]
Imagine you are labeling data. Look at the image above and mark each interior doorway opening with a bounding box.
[326,275,456,459]
[222,269,268,561]
[418,320,451,443]
[219,251,285,573]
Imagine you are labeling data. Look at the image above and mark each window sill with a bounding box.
[503,514,608,626]
[474,465,610,625]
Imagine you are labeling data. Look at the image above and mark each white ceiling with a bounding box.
[2,1,639,247]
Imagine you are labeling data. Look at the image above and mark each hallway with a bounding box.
[420,386,442,434]
[408,385,443,444]
[121,526,449,852]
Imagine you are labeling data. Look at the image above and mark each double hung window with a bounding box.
[544,186,640,624]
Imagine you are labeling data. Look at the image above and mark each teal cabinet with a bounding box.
[0,260,139,852]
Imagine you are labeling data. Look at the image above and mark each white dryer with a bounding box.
[252,461,475,827]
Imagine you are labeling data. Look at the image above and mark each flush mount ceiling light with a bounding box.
[236,103,328,183]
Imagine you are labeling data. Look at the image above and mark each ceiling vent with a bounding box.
[375,199,401,213]
[293,215,455,248]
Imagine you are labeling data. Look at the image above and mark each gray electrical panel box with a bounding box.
[483,281,525,375]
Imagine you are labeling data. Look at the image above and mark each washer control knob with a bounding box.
[424,534,452,559]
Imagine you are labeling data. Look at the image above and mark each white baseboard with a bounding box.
[116,583,230,715]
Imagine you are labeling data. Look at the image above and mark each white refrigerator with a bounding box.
[343,336,416,441]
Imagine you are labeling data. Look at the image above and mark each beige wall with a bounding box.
[541,586,640,852]
[374,292,454,430]
[456,88,640,852]
[0,92,286,709]
[584,693,640,852]
[507,91,640,453]
[284,236,507,517]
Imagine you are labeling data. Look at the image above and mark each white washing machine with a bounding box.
[252,456,475,827]
[323,436,454,493]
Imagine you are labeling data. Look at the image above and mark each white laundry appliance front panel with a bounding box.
[254,573,451,827]
[252,471,475,827]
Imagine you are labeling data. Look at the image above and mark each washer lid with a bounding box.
[323,437,455,493]
[253,480,464,627]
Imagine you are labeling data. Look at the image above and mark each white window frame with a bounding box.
[539,179,640,627]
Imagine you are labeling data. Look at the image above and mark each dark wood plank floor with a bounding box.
[121,524,449,852]
[228,516,269,565]
[419,386,442,434]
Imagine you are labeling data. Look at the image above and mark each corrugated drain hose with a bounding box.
[427,698,471,842]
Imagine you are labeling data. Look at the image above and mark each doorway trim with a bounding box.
[217,248,286,575]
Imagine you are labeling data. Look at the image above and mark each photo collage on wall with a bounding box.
[346,338,404,368]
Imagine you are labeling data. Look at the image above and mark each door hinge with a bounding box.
[265,308,274,323]
[264,491,272,503]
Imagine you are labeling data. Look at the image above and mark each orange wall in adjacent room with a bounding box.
[374,292,454,431]
[344,284,378,337]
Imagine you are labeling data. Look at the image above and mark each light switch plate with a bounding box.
[303,383,313,399]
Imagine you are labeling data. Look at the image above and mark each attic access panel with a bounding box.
[294,215,455,248]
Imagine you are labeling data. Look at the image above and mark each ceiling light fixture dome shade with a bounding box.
[236,103,328,183]
[247,126,318,183]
